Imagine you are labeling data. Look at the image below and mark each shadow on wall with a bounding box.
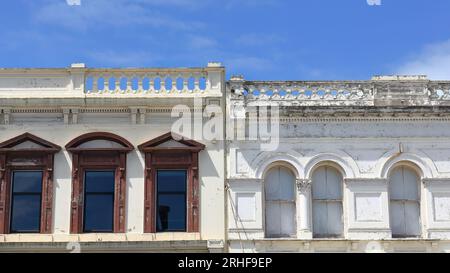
[199,150,220,183]
[54,151,72,190]
[126,150,145,187]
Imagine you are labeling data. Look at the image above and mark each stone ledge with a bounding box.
[0,233,202,243]
[0,240,209,253]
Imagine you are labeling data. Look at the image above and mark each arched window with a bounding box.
[66,132,134,234]
[264,165,296,238]
[312,165,343,238]
[389,166,421,237]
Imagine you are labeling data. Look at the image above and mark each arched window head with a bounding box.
[389,165,421,238]
[312,165,343,238]
[264,165,296,238]
[65,132,133,234]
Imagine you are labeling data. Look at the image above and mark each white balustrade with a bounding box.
[84,69,213,96]
[229,80,375,106]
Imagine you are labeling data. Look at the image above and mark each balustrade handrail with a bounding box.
[228,79,450,105]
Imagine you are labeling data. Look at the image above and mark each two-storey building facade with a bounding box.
[0,63,226,252]
[1,63,450,253]
[227,75,450,252]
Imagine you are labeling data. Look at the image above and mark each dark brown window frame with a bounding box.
[65,132,133,234]
[138,132,205,233]
[0,133,61,234]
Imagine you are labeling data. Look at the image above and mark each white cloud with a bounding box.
[32,0,203,30]
[33,0,275,30]
[396,39,450,80]
[188,35,217,49]
[88,50,160,66]
[225,56,274,72]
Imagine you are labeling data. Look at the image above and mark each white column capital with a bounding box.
[296,179,312,193]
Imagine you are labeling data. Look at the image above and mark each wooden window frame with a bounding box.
[65,132,133,234]
[0,133,61,234]
[138,132,205,233]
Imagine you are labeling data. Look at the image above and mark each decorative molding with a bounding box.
[228,178,264,183]
[66,132,133,234]
[344,178,388,184]
[139,132,205,233]
[422,178,450,186]
[0,133,60,234]
[296,179,312,192]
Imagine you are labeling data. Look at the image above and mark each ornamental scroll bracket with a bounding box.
[119,167,125,179]
[145,167,152,177]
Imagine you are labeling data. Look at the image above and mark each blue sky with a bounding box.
[0,0,449,80]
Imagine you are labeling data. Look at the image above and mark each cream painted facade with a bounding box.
[0,63,226,252]
[1,64,450,253]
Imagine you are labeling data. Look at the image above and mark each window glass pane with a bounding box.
[157,194,186,231]
[327,202,343,236]
[403,168,419,201]
[84,194,114,232]
[157,170,186,192]
[157,170,187,232]
[326,167,342,200]
[312,167,327,199]
[265,166,295,201]
[265,202,281,237]
[390,202,406,236]
[12,171,42,193]
[279,168,295,200]
[265,168,280,200]
[280,203,296,236]
[11,195,41,232]
[405,202,421,236]
[85,171,115,193]
[312,201,327,237]
[83,170,115,232]
[389,167,405,200]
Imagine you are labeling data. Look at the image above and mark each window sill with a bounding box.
[0,232,202,243]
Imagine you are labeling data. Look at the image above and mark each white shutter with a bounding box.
[312,166,344,238]
[389,166,421,237]
[265,166,296,238]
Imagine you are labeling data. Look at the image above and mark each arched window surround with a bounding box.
[65,132,133,234]
[262,161,299,238]
[387,161,423,238]
[310,161,345,238]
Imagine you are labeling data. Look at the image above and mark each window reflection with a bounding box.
[156,170,187,232]
[83,171,115,233]
[10,171,43,233]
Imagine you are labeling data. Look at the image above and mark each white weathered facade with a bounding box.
[1,64,450,253]
[227,76,450,252]
[0,63,226,252]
